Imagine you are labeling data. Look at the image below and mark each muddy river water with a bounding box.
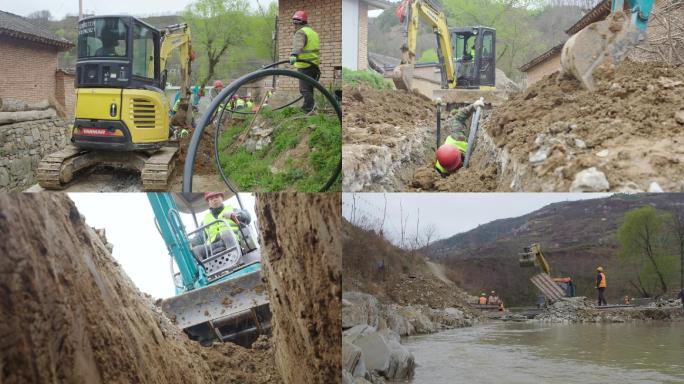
[404,321,684,384]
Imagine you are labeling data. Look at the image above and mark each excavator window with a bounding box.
[78,18,127,58]
[132,23,154,79]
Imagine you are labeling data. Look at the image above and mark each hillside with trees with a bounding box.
[426,194,684,306]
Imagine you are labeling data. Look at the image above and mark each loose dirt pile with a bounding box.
[413,60,684,191]
[343,85,435,191]
[256,193,342,384]
[0,194,280,384]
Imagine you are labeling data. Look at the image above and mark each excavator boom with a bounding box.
[392,0,455,90]
[561,0,654,90]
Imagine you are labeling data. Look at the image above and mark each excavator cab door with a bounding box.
[478,28,496,88]
[452,27,496,89]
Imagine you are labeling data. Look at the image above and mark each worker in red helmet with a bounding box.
[289,10,320,115]
[435,97,485,174]
[202,192,250,244]
[210,79,224,102]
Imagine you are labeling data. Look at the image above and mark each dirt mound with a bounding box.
[342,220,471,310]
[256,193,342,384]
[343,85,436,191]
[0,194,280,384]
[410,60,684,192]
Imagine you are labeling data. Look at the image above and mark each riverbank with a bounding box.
[536,297,684,323]
[341,291,479,383]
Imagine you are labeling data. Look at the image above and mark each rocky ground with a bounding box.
[342,85,435,192]
[536,296,684,323]
[0,193,340,384]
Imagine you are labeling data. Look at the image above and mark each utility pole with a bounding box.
[79,0,83,20]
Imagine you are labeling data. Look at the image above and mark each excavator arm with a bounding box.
[393,0,456,90]
[561,0,654,90]
[160,23,194,126]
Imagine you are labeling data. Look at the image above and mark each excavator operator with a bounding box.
[202,192,250,247]
[435,97,485,174]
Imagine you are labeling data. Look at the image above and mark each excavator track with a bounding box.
[36,144,178,191]
[141,146,178,191]
[36,145,91,190]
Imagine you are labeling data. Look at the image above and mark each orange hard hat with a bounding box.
[436,144,462,172]
[213,80,223,88]
[292,10,308,23]
[204,192,224,201]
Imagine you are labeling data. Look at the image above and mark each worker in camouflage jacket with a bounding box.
[434,97,485,174]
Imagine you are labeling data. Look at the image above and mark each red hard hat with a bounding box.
[292,10,308,23]
[204,192,224,201]
[213,80,223,88]
[436,144,462,172]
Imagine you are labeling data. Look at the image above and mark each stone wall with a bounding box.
[0,117,68,190]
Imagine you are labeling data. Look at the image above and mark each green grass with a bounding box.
[217,107,341,192]
[342,68,394,90]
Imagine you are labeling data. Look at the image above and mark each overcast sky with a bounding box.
[342,193,612,246]
[70,193,257,299]
[6,0,276,20]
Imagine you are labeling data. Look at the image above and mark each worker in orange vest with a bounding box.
[596,266,607,306]
[478,292,487,305]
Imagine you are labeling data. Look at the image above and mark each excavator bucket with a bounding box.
[390,63,415,90]
[161,267,271,347]
[561,11,643,91]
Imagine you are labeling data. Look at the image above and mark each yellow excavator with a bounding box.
[392,0,497,104]
[519,243,575,304]
[37,16,193,190]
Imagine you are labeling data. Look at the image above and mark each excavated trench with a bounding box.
[344,61,684,192]
[0,193,341,384]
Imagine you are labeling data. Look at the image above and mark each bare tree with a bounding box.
[421,223,439,257]
[671,208,684,290]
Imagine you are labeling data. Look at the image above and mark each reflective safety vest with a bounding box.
[294,26,320,68]
[478,296,487,305]
[246,100,254,110]
[236,98,246,108]
[203,205,239,243]
[435,135,468,174]
[598,272,607,288]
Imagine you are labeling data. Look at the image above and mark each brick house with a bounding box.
[0,11,75,116]
[342,0,392,70]
[278,0,342,90]
[520,0,683,87]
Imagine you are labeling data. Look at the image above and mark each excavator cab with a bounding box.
[74,16,169,151]
[452,27,496,89]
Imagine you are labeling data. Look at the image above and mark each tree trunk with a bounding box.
[642,223,668,294]
[255,193,341,384]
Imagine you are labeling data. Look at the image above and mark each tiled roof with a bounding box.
[0,10,74,50]
[519,42,565,72]
[565,0,612,35]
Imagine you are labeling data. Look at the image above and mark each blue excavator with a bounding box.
[147,192,271,347]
